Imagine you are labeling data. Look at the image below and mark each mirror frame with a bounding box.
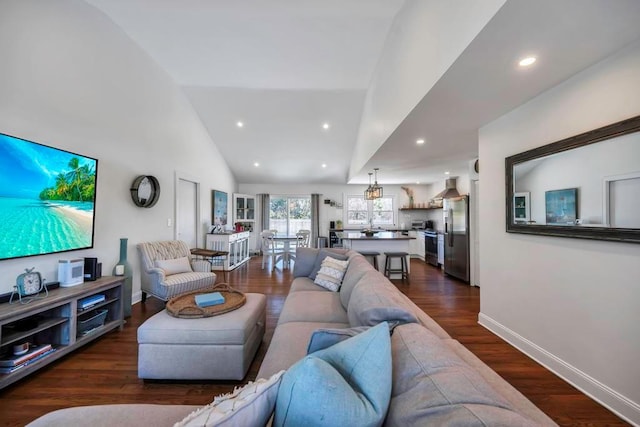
[505,114,640,244]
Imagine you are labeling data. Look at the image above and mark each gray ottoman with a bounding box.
[137,293,266,380]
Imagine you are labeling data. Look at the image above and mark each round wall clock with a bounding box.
[130,175,160,208]
[16,268,43,296]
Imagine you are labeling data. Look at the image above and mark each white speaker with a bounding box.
[58,258,85,287]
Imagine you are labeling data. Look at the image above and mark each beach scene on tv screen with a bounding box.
[0,134,97,260]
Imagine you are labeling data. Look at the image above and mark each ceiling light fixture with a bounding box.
[321,163,327,168]
[322,123,330,130]
[253,162,260,167]
[370,168,383,199]
[444,171,450,175]
[236,121,244,128]
[364,172,375,200]
[416,139,425,145]
[518,56,536,67]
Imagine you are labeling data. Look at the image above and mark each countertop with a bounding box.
[337,231,414,240]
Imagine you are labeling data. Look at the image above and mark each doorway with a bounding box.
[176,174,200,248]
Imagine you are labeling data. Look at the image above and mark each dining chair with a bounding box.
[297,229,311,248]
[261,231,284,271]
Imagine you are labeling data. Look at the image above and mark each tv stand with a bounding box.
[0,277,124,390]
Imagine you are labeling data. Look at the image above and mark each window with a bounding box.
[269,196,311,235]
[346,196,395,227]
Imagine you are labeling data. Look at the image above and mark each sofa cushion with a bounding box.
[292,247,319,277]
[313,256,349,292]
[257,321,350,379]
[277,291,348,325]
[384,323,538,426]
[289,276,331,293]
[339,256,371,309]
[154,256,192,275]
[308,249,349,280]
[274,322,392,427]
[347,271,418,327]
[175,370,285,427]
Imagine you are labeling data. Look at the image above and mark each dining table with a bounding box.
[272,235,300,269]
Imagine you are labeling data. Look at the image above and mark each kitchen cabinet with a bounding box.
[408,231,425,260]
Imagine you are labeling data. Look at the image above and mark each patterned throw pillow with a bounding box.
[313,256,349,292]
[174,370,285,427]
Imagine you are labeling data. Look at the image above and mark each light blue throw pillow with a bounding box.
[274,322,392,427]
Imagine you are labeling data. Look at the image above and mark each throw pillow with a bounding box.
[155,257,192,275]
[174,370,285,427]
[306,326,371,354]
[313,256,349,292]
[274,322,392,427]
[308,249,349,280]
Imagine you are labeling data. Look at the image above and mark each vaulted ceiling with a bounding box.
[85,0,640,186]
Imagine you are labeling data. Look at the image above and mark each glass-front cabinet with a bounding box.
[513,192,531,223]
[234,194,255,221]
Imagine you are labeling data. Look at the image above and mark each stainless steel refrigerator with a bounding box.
[443,195,470,283]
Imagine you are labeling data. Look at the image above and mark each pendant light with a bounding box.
[370,168,383,199]
[364,172,376,200]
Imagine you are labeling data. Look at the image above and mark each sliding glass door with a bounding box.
[269,196,311,235]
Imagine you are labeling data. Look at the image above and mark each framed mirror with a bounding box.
[505,115,640,243]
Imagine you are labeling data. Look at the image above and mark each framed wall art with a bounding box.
[545,188,577,225]
[211,190,228,226]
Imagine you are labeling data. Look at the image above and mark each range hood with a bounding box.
[434,177,460,199]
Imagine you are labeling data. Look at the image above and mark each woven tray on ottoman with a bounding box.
[137,293,266,380]
[166,284,246,318]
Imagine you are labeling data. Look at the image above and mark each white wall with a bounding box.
[479,41,640,424]
[349,0,505,179]
[0,0,236,298]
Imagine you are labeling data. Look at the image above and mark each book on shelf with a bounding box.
[78,294,106,310]
[195,292,225,308]
[0,344,53,367]
[0,347,56,374]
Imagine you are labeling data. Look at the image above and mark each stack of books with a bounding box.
[0,344,56,374]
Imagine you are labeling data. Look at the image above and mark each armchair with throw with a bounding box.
[137,240,216,302]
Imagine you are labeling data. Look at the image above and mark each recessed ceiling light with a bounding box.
[236,121,244,128]
[416,139,425,145]
[416,181,421,184]
[322,123,330,130]
[444,171,450,175]
[321,163,327,168]
[253,162,260,167]
[518,56,536,67]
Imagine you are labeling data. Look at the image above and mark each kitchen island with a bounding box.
[338,231,414,277]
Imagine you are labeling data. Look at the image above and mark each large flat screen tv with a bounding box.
[0,132,98,261]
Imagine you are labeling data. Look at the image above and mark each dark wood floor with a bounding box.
[0,258,628,426]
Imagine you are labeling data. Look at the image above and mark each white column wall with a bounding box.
[0,0,236,299]
[479,41,640,424]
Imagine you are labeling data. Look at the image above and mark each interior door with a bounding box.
[177,178,198,248]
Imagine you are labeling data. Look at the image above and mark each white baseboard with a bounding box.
[478,313,640,426]
[132,291,142,305]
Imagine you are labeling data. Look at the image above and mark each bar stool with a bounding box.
[383,252,409,283]
[358,251,380,270]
